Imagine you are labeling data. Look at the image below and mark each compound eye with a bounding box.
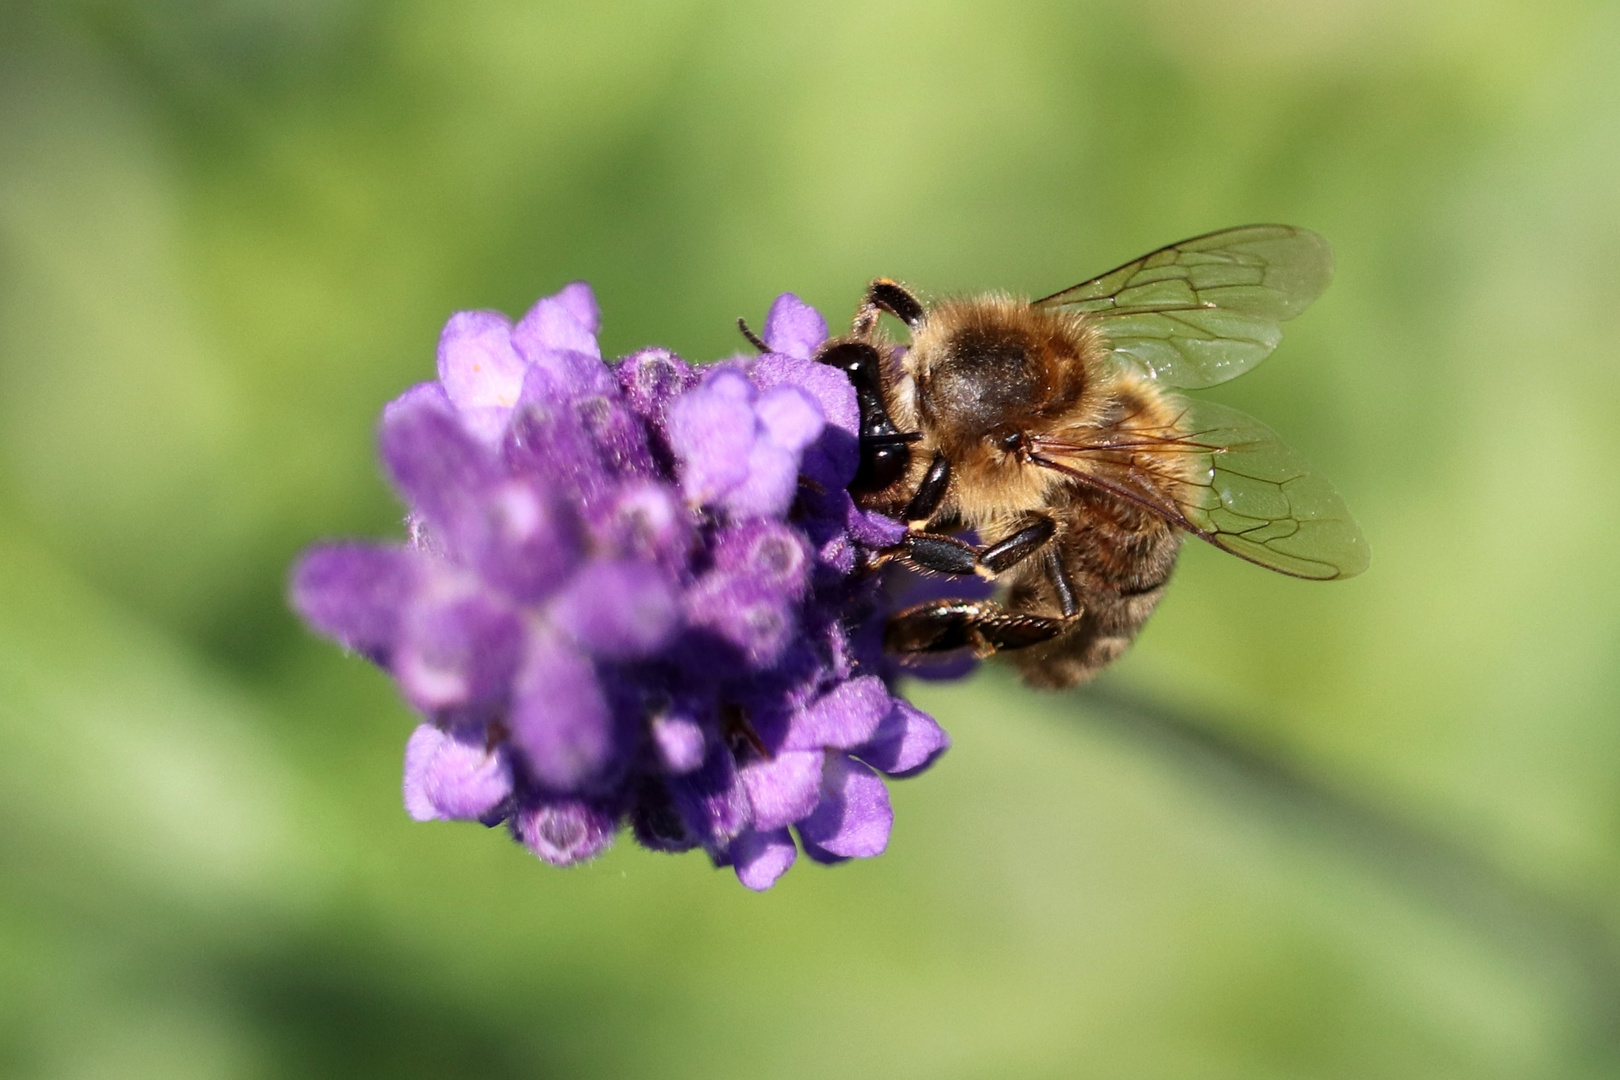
[991,429,1024,454]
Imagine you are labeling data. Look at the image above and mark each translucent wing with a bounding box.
[1034,225,1333,389]
[1031,398,1369,580]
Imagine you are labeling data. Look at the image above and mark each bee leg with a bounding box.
[1045,546,1080,618]
[853,279,926,337]
[899,533,981,576]
[980,515,1058,574]
[898,513,1059,580]
[884,599,1069,658]
[887,450,978,574]
[902,451,952,526]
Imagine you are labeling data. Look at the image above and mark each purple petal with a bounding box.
[573,391,656,482]
[731,828,797,891]
[751,352,860,489]
[532,350,613,401]
[797,833,850,866]
[591,481,693,574]
[738,749,825,831]
[704,365,755,402]
[402,723,514,821]
[804,436,861,493]
[847,502,907,548]
[551,281,600,335]
[435,310,525,444]
[289,543,415,659]
[510,635,613,791]
[856,699,950,776]
[511,797,616,865]
[384,380,452,421]
[760,293,828,360]
[796,755,892,859]
[668,745,750,847]
[784,676,891,751]
[511,293,611,401]
[513,292,602,363]
[550,559,678,660]
[394,587,523,714]
[504,382,608,497]
[720,440,800,520]
[754,385,824,453]
[667,370,757,506]
[650,710,707,774]
[750,352,857,435]
[379,388,498,552]
[804,600,859,685]
[468,478,582,603]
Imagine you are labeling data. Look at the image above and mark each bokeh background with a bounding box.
[3,1,1619,1076]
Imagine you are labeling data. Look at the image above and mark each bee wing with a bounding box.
[1033,399,1369,580]
[1166,399,1369,579]
[1033,225,1333,389]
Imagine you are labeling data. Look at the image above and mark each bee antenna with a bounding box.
[736,318,770,354]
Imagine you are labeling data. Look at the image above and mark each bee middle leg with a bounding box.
[891,452,1059,579]
[885,600,1068,658]
[899,514,1059,580]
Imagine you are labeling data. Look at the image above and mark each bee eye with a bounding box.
[992,429,1024,454]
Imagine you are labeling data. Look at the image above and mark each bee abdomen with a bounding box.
[1005,524,1181,689]
[1010,588,1167,690]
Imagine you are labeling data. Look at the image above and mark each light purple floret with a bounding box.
[290,285,971,890]
[667,368,825,520]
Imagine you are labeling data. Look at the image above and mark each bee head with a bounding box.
[911,297,1091,459]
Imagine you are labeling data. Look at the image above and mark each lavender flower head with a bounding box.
[291,285,967,889]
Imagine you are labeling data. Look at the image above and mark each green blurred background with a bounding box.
[2,1,1619,1076]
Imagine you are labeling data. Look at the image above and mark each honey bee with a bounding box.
[807,225,1369,689]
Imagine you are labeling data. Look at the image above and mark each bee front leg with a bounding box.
[853,279,926,337]
[884,600,1068,658]
[902,452,952,527]
[887,451,982,575]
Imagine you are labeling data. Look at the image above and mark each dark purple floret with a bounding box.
[290,283,972,889]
